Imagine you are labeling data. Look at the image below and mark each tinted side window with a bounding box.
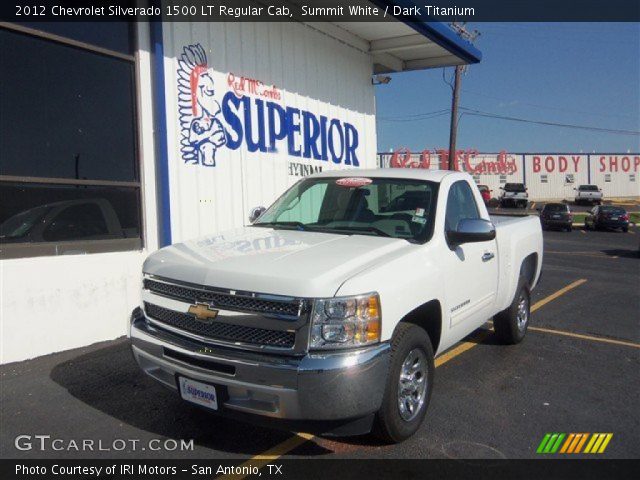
[445,181,480,231]
[43,203,109,242]
[0,28,137,181]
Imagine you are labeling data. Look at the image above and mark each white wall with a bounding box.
[0,252,145,363]
[0,23,159,364]
[161,21,378,243]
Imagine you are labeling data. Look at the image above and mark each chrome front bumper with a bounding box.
[129,309,390,421]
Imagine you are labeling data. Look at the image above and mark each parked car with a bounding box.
[477,184,492,205]
[574,184,603,205]
[539,203,573,231]
[499,183,528,208]
[584,206,629,232]
[130,170,543,443]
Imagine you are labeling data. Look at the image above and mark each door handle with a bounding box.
[482,252,495,262]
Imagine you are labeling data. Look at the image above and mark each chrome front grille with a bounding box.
[144,279,301,318]
[144,303,296,349]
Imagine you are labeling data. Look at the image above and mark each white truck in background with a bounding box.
[130,169,543,442]
[574,184,603,205]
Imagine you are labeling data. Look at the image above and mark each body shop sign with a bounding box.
[177,44,360,168]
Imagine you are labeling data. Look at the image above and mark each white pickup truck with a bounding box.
[574,184,603,205]
[130,169,543,442]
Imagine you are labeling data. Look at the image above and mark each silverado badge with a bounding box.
[188,303,218,323]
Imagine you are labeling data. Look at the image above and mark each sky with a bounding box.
[375,23,640,154]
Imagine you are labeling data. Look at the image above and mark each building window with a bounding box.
[499,175,507,184]
[0,25,141,259]
[630,174,636,182]
[540,175,548,184]
[472,175,480,183]
[605,174,611,183]
[565,174,574,184]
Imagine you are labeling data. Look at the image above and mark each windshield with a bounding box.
[0,205,52,240]
[504,183,526,192]
[579,185,599,191]
[253,177,439,242]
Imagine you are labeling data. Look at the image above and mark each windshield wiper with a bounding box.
[252,221,309,231]
[327,226,393,238]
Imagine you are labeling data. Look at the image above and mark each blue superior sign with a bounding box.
[177,44,360,167]
[222,92,360,166]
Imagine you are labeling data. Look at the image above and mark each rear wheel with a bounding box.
[493,277,530,344]
[623,226,629,233]
[375,323,434,443]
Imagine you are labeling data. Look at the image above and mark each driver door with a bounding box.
[443,181,498,330]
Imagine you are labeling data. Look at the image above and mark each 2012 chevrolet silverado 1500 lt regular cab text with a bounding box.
[129,169,543,442]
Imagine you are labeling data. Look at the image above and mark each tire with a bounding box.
[374,323,435,443]
[623,227,628,233]
[493,277,530,345]
[584,222,589,230]
[566,225,572,232]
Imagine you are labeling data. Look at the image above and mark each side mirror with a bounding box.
[447,218,496,246]
[536,207,542,212]
[249,206,266,224]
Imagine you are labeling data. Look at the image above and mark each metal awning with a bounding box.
[304,6,481,73]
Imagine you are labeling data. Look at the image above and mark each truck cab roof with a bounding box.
[310,168,462,183]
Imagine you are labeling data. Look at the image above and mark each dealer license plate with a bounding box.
[552,214,561,219]
[611,216,619,220]
[178,377,218,410]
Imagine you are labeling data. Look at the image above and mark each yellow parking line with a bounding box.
[435,330,490,367]
[531,279,587,312]
[216,433,315,480]
[216,279,588,478]
[528,326,640,349]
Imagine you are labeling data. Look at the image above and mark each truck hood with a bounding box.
[143,227,412,298]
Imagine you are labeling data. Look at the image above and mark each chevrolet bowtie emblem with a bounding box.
[188,303,218,323]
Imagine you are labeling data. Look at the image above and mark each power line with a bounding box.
[378,111,449,123]
[461,89,638,120]
[459,107,640,136]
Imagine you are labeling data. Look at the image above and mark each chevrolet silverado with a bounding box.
[129,169,543,442]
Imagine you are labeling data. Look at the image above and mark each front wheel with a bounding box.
[374,323,434,443]
[493,278,530,344]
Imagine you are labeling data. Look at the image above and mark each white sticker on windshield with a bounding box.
[412,216,427,225]
[336,177,373,188]
[415,208,425,217]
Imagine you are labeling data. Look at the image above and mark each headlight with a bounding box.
[309,293,381,350]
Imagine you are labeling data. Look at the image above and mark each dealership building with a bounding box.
[0,15,483,363]
[379,151,640,200]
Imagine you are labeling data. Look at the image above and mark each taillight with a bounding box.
[621,214,629,221]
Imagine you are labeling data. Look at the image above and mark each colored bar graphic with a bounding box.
[544,433,559,453]
[537,433,552,453]
[550,433,565,453]
[559,433,575,453]
[598,434,613,453]
[574,433,589,453]
[537,433,613,454]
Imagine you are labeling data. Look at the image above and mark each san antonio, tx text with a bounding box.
[16,463,277,477]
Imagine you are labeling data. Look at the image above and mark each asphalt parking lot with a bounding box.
[1,224,638,464]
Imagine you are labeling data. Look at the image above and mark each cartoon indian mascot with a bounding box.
[177,44,226,167]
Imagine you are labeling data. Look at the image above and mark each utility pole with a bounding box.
[447,23,480,170]
[447,65,462,170]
